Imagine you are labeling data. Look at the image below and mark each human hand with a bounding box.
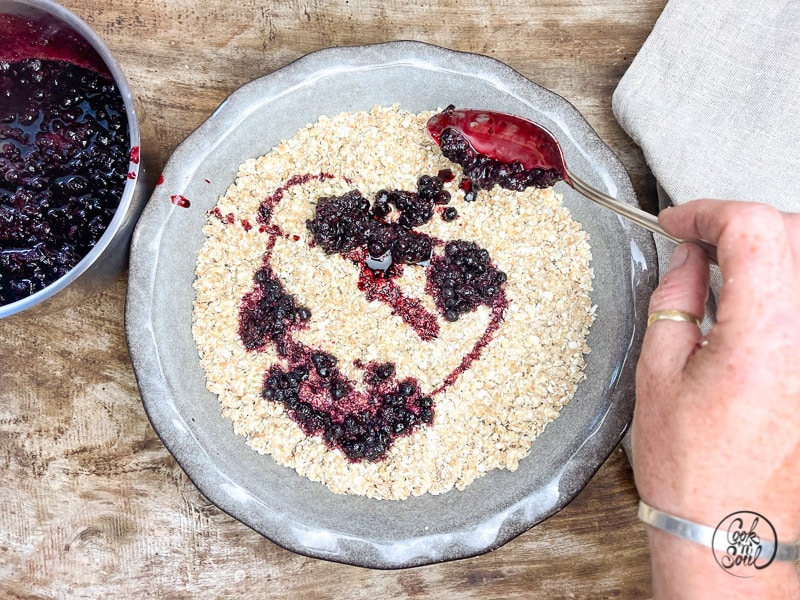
[633,200,800,598]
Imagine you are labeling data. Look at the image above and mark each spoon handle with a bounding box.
[567,170,718,263]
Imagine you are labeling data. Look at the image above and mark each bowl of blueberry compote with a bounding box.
[0,0,148,318]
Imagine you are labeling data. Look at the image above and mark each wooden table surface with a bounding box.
[1,1,666,597]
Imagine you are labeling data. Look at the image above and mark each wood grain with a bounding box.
[0,1,666,597]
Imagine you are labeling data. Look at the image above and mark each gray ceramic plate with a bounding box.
[126,41,657,569]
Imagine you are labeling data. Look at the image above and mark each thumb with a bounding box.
[639,243,709,380]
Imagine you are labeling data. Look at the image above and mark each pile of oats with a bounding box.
[192,105,595,500]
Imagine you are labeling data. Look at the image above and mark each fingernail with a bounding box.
[667,243,690,271]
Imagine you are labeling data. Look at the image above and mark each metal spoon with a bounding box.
[426,107,717,262]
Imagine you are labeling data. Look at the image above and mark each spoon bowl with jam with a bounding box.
[427,105,717,262]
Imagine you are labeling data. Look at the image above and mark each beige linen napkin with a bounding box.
[612,0,800,459]
[614,0,800,213]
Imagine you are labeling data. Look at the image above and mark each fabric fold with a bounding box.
[614,0,800,213]
[612,0,800,462]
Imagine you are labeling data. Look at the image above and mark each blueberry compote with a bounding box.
[0,58,129,305]
[427,105,563,197]
[239,257,436,462]
[437,127,561,193]
[427,241,506,323]
[306,174,451,264]
[237,171,510,462]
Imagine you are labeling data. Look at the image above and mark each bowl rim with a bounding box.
[0,0,142,318]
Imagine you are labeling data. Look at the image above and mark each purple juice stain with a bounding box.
[0,57,130,305]
[170,195,190,209]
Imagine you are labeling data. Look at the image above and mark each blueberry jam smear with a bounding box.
[239,267,436,462]
[262,359,434,462]
[427,240,506,322]
[306,174,457,269]
[239,265,309,354]
[239,228,438,462]
[0,58,129,305]
[241,170,511,462]
[438,127,561,195]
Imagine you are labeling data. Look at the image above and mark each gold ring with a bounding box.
[647,309,702,328]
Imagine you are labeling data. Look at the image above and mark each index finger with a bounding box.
[659,200,799,324]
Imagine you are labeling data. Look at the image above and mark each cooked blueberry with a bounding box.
[416,396,433,410]
[254,269,269,285]
[385,393,403,407]
[402,410,417,427]
[375,363,395,380]
[295,401,313,418]
[442,206,458,222]
[0,59,129,305]
[368,239,391,258]
[434,190,450,205]
[398,381,415,397]
[343,415,362,436]
[285,371,301,389]
[306,190,372,254]
[326,422,345,442]
[264,280,282,298]
[372,194,392,218]
[284,394,299,411]
[331,380,350,400]
[342,440,365,459]
[392,231,432,264]
[417,175,436,191]
[311,352,332,370]
[427,240,507,322]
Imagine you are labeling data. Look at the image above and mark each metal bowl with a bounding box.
[0,0,149,319]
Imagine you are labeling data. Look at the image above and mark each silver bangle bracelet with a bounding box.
[638,500,800,562]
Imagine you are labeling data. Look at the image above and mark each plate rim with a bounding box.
[125,40,657,569]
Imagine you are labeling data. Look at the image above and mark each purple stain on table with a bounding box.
[170,195,190,208]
